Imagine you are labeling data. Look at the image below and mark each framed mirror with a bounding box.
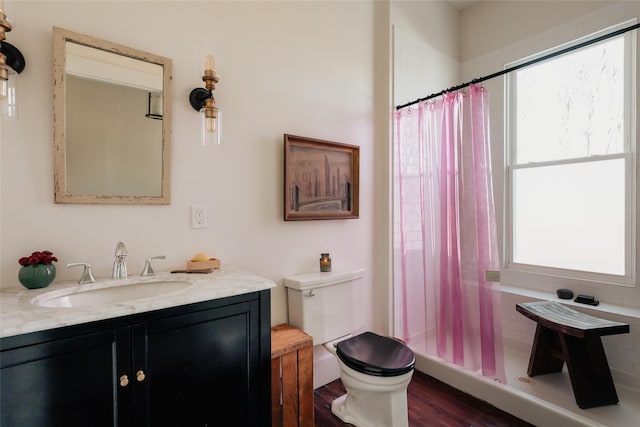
[53,27,172,204]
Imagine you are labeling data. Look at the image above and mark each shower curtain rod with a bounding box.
[396,22,640,110]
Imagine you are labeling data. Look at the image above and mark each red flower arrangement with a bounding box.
[18,250,58,266]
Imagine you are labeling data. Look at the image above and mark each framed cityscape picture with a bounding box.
[284,134,359,221]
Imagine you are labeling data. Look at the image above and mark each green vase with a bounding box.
[18,264,57,289]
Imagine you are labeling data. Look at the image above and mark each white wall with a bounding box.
[392,0,460,107]
[0,0,391,334]
[460,1,617,62]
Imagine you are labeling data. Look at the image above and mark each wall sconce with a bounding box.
[0,4,25,119]
[189,55,220,145]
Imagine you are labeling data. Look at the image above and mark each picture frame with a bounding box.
[284,134,359,221]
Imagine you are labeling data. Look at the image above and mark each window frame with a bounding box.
[504,20,637,288]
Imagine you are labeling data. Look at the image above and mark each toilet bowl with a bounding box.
[283,269,415,427]
[324,332,415,427]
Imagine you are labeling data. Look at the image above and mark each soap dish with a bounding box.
[187,258,221,271]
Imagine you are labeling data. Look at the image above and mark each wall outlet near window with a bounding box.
[191,205,207,229]
[485,270,501,282]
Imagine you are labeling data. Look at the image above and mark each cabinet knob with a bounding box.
[119,375,129,387]
[136,370,146,382]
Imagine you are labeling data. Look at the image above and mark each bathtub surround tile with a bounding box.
[616,347,636,373]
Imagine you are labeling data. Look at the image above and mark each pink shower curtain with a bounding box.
[394,84,505,383]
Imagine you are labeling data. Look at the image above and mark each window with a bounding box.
[506,22,636,286]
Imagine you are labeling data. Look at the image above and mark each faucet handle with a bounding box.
[66,262,97,284]
[141,255,166,277]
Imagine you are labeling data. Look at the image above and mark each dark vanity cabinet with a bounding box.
[0,290,271,427]
[1,327,123,426]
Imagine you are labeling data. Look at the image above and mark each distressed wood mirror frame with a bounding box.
[53,27,172,204]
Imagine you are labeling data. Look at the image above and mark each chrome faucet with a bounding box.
[112,242,128,280]
[141,255,166,277]
[66,262,97,284]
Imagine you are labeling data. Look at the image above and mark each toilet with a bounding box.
[284,269,415,427]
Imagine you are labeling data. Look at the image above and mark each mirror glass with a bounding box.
[53,27,172,204]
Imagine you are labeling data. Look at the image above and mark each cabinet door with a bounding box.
[135,299,262,427]
[0,328,130,427]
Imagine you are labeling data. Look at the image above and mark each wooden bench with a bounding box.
[516,301,630,409]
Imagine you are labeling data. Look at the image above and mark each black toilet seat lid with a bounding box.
[336,332,415,377]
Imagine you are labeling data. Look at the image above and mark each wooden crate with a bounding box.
[271,324,314,427]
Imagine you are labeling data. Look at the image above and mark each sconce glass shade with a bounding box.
[201,107,221,146]
[0,42,26,119]
[1,66,17,119]
[189,72,221,146]
[145,91,163,120]
[0,72,7,100]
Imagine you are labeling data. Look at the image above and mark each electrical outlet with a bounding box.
[191,205,207,229]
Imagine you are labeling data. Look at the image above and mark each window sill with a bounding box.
[500,285,640,321]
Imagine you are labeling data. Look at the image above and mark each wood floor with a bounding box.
[314,370,534,427]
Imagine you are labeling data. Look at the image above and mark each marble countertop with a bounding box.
[0,265,276,339]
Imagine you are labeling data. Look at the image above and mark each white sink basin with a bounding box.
[32,280,191,308]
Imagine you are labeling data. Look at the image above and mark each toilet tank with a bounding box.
[284,269,365,346]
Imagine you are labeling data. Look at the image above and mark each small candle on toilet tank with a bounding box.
[319,253,332,272]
